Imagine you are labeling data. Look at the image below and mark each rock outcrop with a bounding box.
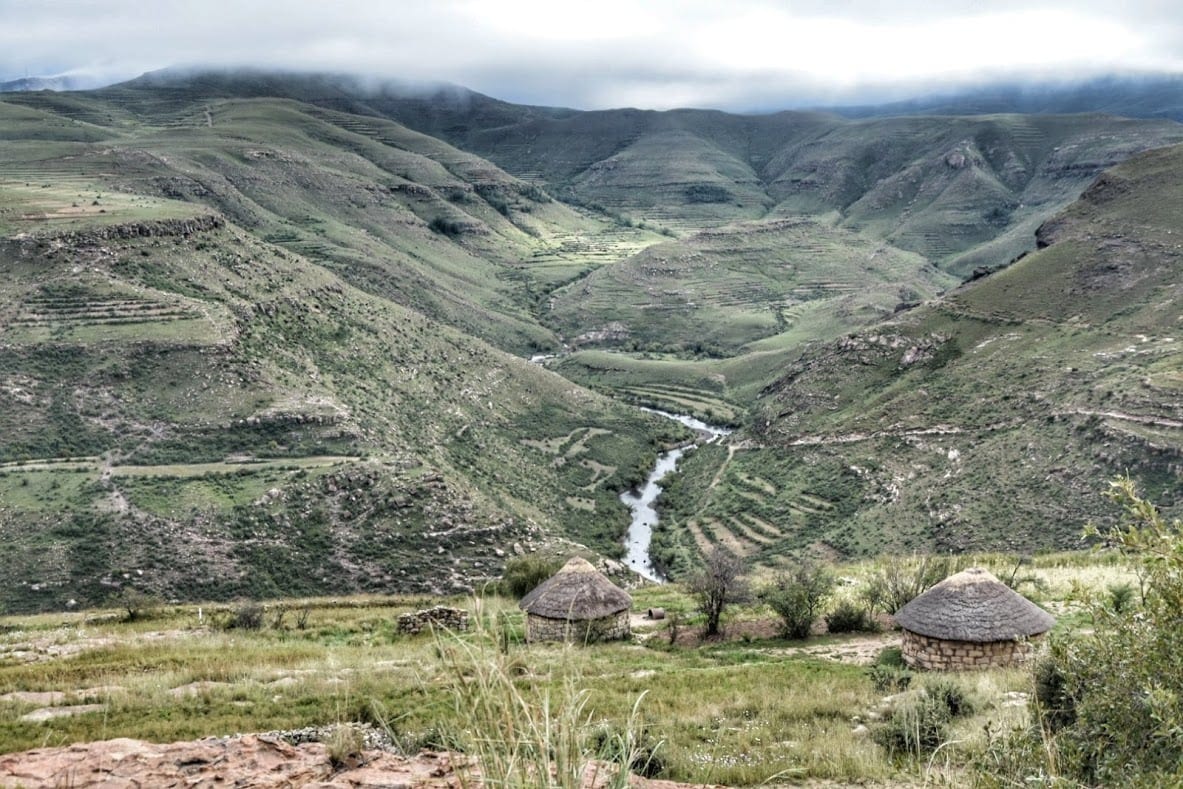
[0,734,720,788]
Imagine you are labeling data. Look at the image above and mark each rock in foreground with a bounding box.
[0,734,717,788]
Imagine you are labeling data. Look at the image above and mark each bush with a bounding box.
[226,602,265,630]
[862,554,961,615]
[872,680,975,760]
[110,587,161,622]
[981,478,1183,786]
[868,646,913,692]
[872,692,951,759]
[868,664,912,693]
[500,555,564,599]
[428,217,465,236]
[325,723,366,769]
[925,678,975,718]
[686,548,750,638]
[760,561,834,639]
[824,599,879,633]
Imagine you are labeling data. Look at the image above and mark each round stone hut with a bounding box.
[893,567,1055,670]
[519,557,632,643]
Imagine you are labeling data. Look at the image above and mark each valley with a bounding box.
[0,70,1181,613]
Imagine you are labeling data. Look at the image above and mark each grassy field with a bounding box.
[0,551,1136,786]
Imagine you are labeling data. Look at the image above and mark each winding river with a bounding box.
[620,409,731,582]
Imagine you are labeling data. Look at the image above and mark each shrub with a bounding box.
[110,587,161,622]
[824,599,879,633]
[869,647,912,692]
[760,561,834,639]
[924,678,975,718]
[325,723,366,769]
[981,478,1183,786]
[500,555,564,599]
[428,217,465,236]
[226,602,265,630]
[862,554,960,615]
[1105,581,1135,614]
[872,680,974,760]
[868,664,912,693]
[871,692,951,760]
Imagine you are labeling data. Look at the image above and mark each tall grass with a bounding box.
[433,614,648,788]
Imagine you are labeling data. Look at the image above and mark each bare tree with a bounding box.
[686,547,749,638]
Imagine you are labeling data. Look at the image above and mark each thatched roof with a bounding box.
[519,557,632,620]
[893,567,1055,642]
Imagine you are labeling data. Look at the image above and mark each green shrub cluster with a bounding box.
[760,562,833,639]
[872,679,975,760]
[499,555,565,599]
[824,599,879,633]
[980,478,1183,786]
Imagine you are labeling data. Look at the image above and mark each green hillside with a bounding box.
[0,100,684,612]
[2,71,1181,606]
[652,144,1183,573]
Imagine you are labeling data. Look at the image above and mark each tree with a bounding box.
[685,548,749,638]
[761,561,835,639]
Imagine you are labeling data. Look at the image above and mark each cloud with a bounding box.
[0,0,1180,109]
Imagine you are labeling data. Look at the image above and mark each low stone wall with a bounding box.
[526,610,630,643]
[901,628,1042,670]
[396,606,469,635]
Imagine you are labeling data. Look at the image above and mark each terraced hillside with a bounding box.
[652,144,1183,572]
[0,146,683,613]
[0,91,663,357]
[361,90,1183,275]
[544,218,956,419]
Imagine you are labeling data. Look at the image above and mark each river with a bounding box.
[620,409,731,582]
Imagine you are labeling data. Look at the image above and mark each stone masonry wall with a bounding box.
[901,628,1042,670]
[396,606,469,635]
[526,610,630,643]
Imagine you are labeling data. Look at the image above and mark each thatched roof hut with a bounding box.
[519,557,632,643]
[893,567,1055,670]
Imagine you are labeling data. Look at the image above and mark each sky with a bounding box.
[2,0,1181,110]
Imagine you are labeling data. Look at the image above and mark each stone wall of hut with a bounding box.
[525,610,630,643]
[901,628,1042,670]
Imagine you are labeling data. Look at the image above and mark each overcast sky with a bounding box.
[2,0,1181,109]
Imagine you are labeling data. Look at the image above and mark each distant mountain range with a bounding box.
[6,68,1183,122]
[826,74,1183,122]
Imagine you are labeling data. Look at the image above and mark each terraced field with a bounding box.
[547,218,953,357]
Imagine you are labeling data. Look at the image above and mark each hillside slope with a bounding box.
[0,141,681,613]
[0,89,663,357]
[653,144,1183,571]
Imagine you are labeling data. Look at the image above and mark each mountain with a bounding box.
[1,69,1181,608]
[0,75,106,93]
[828,74,1183,122]
[651,143,1183,572]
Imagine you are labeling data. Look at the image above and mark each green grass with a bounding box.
[0,552,1138,784]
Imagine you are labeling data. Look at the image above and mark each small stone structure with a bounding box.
[396,606,469,635]
[519,557,632,643]
[893,567,1055,671]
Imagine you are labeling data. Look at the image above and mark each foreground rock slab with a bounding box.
[0,735,719,788]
